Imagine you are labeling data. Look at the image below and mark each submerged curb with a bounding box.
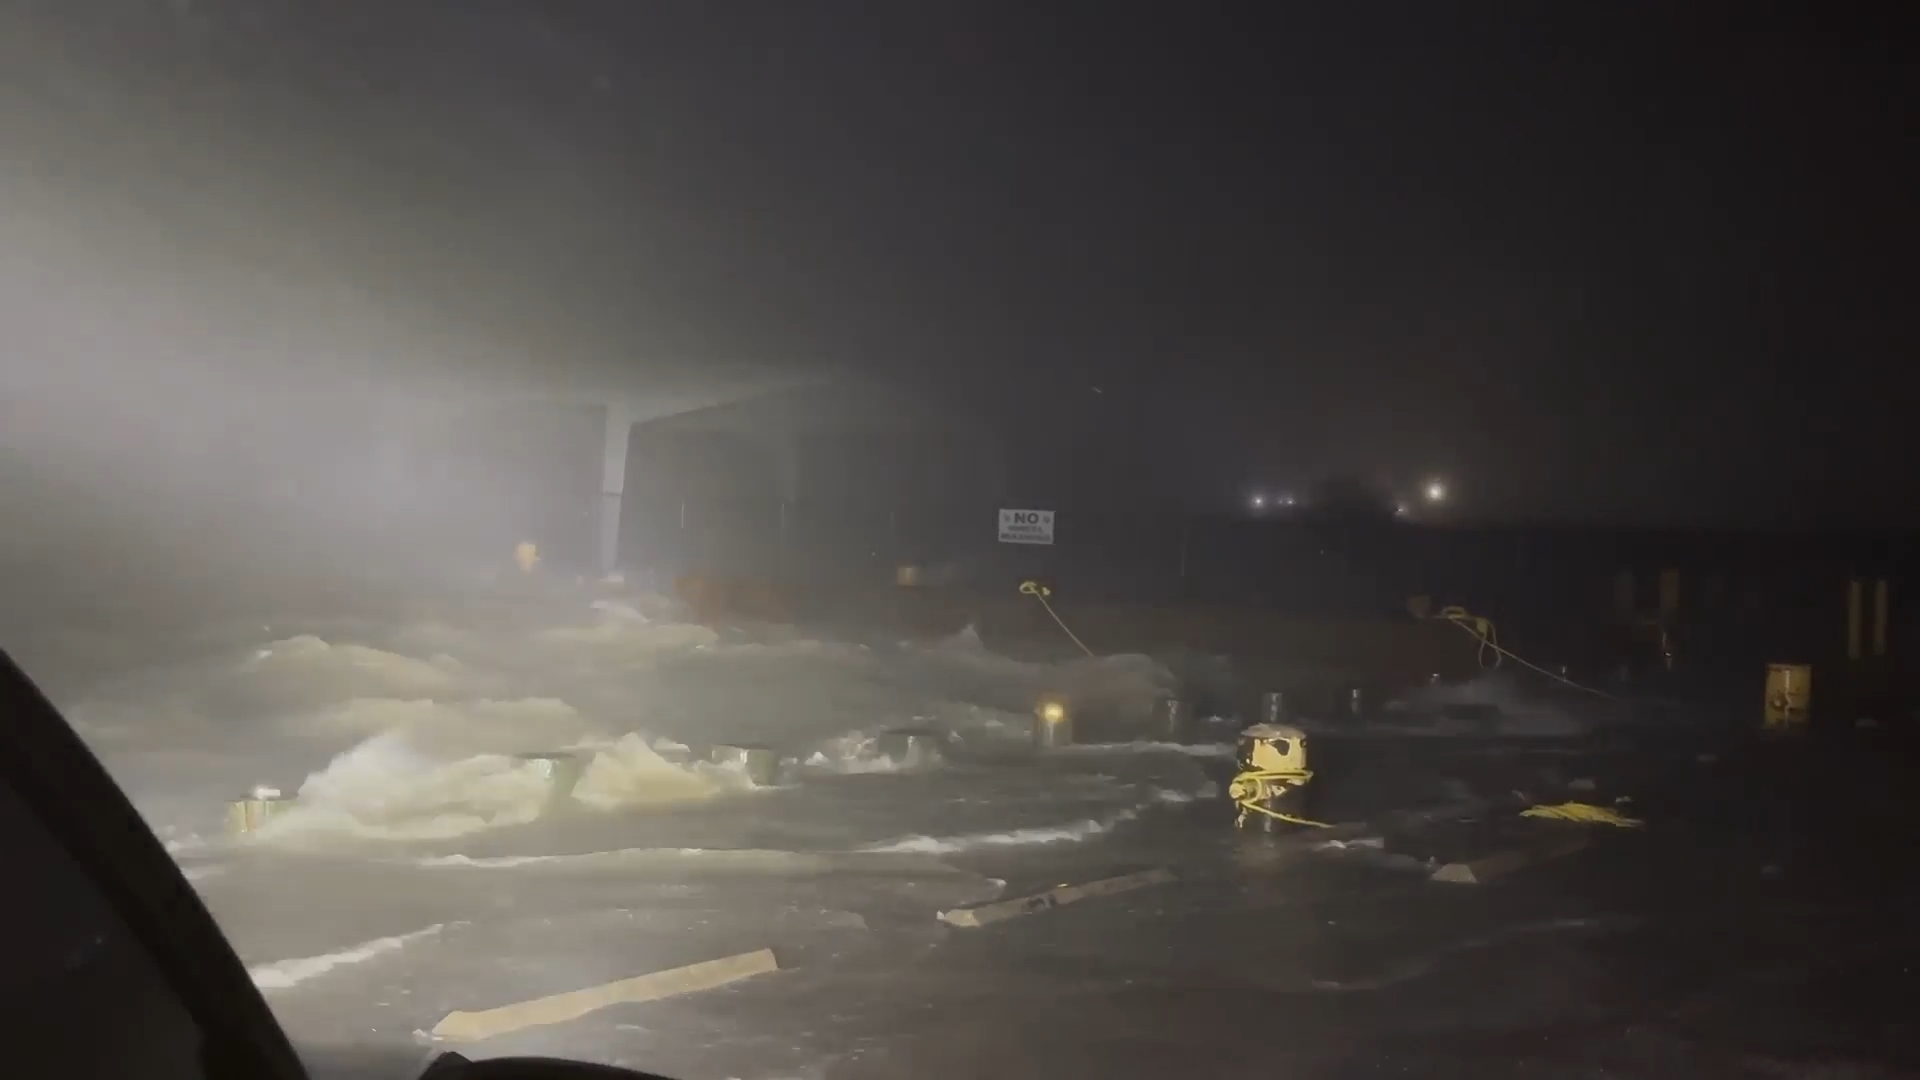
[939,867,1177,928]
[1431,833,1592,884]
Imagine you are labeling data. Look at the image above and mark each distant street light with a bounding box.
[1424,480,1446,503]
[1250,493,1267,510]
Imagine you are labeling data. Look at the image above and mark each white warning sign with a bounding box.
[997,508,1055,545]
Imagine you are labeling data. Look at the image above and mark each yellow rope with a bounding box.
[1520,801,1643,827]
[1431,605,1615,700]
[1017,580,1095,658]
[1228,767,1333,828]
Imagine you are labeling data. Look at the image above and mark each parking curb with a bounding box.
[939,867,1177,928]
[430,947,780,1042]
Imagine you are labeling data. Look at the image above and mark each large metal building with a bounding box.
[619,378,1008,582]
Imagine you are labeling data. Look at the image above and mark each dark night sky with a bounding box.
[5,2,1915,526]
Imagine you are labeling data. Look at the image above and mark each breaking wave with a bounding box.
[68,595,1200,851]
[255,730,751,842]
[1369,673,1590,737]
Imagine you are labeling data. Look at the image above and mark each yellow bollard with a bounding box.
[514,541,540,574]
[1033,693,1072,748]
[1229,723,1321,830]
[1763,663,1811,731]
[225,796,290,836]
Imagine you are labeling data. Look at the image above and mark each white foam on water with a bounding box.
[255,725,748,842]
[795,729,933,776]
[64,595,1203,860]
[534,619,719,651]
[802,747,908,776]
[245,635,461,689]
[158,825,207,854]
[587,599,649,622]
[1378,673,1589,737]
[229,637,487,720]
[705,638,874,661]
[860,809,1142,854]
[68,634,493,752]
[911,627,1175,722]
[259,735,557,841]
[1055,740,1235,759]
[406,847,832,872]
[290,695,596,751]
[411,852,569,868]
[248,923,447,990]
[570,732,752,810]
[928,624,1044,678]
[1151,782,1219,804]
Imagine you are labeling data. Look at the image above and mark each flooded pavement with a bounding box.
[674,735,1919,1080]
[22,581,1920,1080]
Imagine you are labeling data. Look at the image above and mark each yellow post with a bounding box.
[1873,579,1889,659]
[1846,579,1864,661]
[225,797,289,835]
[1034,693,1072,748]
[1763,663,1811,731]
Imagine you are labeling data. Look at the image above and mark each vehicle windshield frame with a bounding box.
[0,650,311,1080]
